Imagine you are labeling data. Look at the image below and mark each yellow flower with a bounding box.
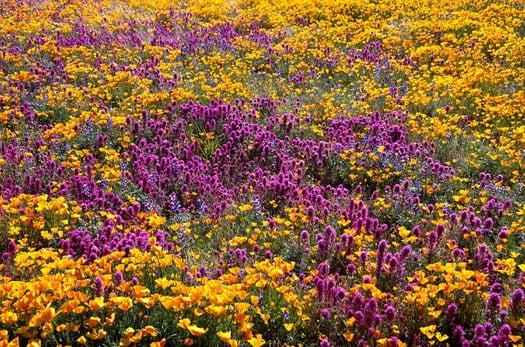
[217,331,232,342]
[28,306,56,328]
[123,327,136,338]
[132,285,151,299]
[160,295,185,311]
[420,325,436,339]
[150,339,167,347]
[0,311,18,325]
[27,339,41,347]
[343,333,355,342]
[7,337,20,346]
[238,204,253,212]
[239,321,254,340]
[205,305,228,316]
[86,329,107,340]
[88,297,105,311]
[234,302,251,315]
[247,334,265,347]
[509,335,522,343]
[177,318,191,330]
[147,213,166,228]
[110,296,133,311]
[397,226,417,242]
[426,262,445,273]
[155,278,174,290]
[104,312,116,327]
[435,332,449,342]
[495,258,516,277]
[187,325,208,337]
[250,295,259,306]
[452,189,470,204]
[258,313,270,325]
[141,326,158,337]
[81,314,101,329]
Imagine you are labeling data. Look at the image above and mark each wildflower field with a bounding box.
[0,0,524,345]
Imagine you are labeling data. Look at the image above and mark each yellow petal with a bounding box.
[217,331,232,342]
[187,325,207,337]
[177,318,191,330]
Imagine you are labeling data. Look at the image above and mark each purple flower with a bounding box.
[300,230,310,241]
[511,288,524,310]
[474,323,485,337]
[446,303,457,322]
[318,261,330,277]
[453,325,466,342]
[335,287,346,299]
[400,245,412,259]
[7,241,16,256]
[324,225,336,241]
[483,217,494,229]
[384,305,396,320]
[88,253,98,263]
[354,310,364,324]
[94,276,104,297]
[1,252,10,262]
[484,321,494,336]
[377,239,388,256]
[320,337,331,347]
[490,284,503,295]
[321,308,331,320]
[498,229,509,239]
[365,298,378,315]
[498,323,512,337]
[427,230,438,245]
[486,292,501,314]
[488,336,500,347]
[474,336,486,346]
[113,271,124,286]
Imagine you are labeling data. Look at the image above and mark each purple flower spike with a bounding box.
[483,217,494,229]
[446,303,457,322]
[300,230,310,242]
[7,241,17,256]
[320,337,331,347]
[499,323,512,336]
[384,305,396,320]
[94,276,104,297]
[114,271,124,286]
[511,288,524,310]
[486,292,501,317]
